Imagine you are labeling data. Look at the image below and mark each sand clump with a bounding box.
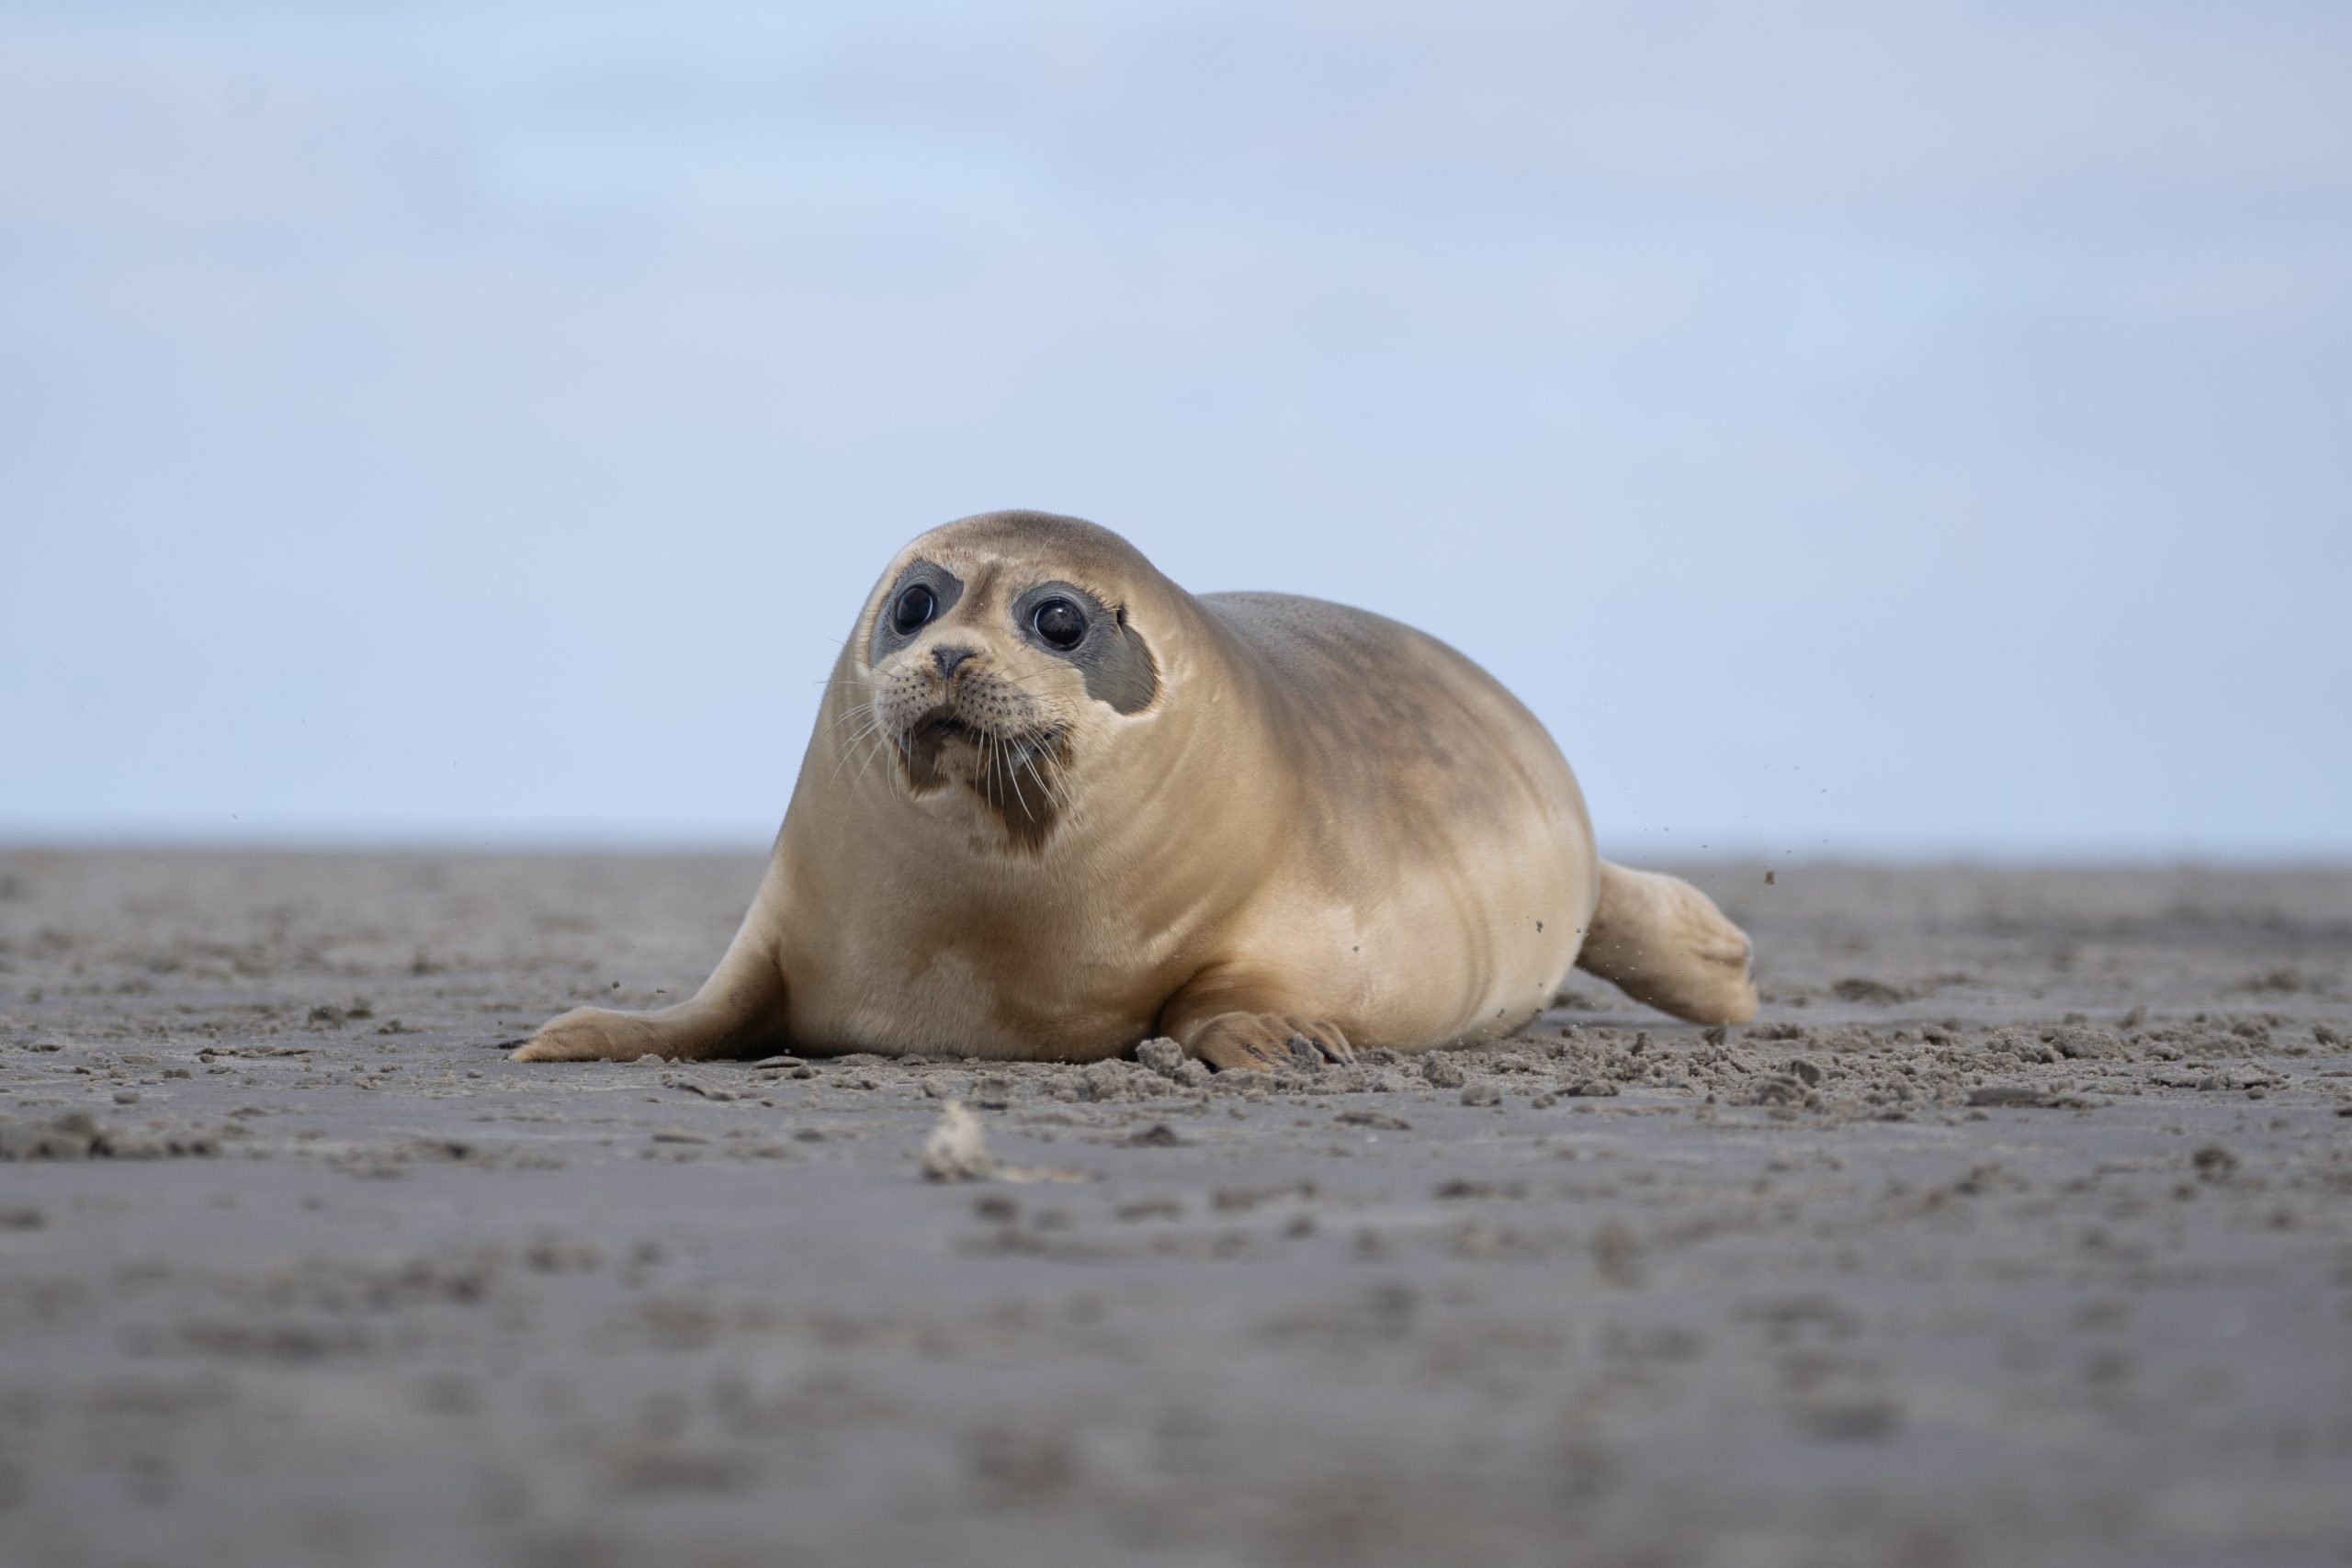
[920,1101,999,1181]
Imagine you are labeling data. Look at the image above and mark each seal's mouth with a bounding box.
[915,713,983,748]
[900,705,1058,763]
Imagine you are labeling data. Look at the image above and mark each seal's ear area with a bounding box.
[866,558,966,668]
[1012,581,1159,715]
[1084,607,1159,715]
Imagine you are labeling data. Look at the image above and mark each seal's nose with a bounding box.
[933,646,975,681]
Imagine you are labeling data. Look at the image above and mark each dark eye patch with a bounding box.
[867,559,965,666]
[1011,581,1158,715]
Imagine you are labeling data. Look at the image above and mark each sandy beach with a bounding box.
[2,850,2347,1567]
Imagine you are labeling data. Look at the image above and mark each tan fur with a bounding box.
[514,511,1757,1071]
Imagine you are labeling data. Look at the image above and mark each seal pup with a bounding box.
[514,510,1756,1071]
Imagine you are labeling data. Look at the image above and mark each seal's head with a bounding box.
[854,511,1165,849]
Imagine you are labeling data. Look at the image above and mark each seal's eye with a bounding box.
[891,582,937,635]
[1031,597,1086,649]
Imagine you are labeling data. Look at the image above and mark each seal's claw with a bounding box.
[1286,1032,1355,1066]
[1185,1012,1352,1074]
[1302,1028,1356,1066]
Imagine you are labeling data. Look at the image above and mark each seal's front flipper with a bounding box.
[1574,862,1758,1026]
[512,943,789,1063]
[511,1005,717,1062]
[1178,1013,1353,1073]
[1159,969,1354,1072]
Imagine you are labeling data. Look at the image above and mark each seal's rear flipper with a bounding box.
[1575,862,1758,1025]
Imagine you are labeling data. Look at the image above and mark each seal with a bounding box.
[514,510,1757,1071]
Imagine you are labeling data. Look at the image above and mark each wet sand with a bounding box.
[2,851,2348,1567]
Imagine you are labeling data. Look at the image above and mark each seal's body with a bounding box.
[517,512,1755,1070]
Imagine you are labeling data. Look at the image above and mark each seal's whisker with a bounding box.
[1001,738,1035,823]
[826,704,877,762]
[831,703,898,793]
[827,710,885,751]
[825,721,868,787]
[857,706,905,793]
[826,694,893,737]
[1039,752,1076,817]
[846,732,886,795]
[1017,751,1055,819]
[1012,735,1069,818]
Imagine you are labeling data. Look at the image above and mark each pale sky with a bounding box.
[5,2,2348,856]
